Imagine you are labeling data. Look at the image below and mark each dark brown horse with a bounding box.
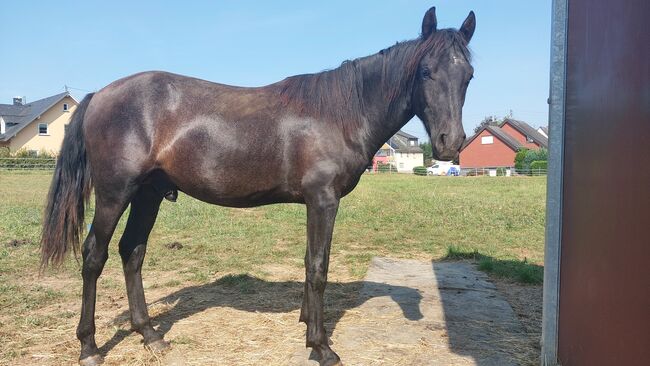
[41,7,475,366]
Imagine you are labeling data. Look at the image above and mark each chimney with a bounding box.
[13,96,24,106]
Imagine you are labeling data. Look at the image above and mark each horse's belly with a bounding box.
[165,165,303,207]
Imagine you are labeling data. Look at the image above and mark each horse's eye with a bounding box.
[422,68,431,78]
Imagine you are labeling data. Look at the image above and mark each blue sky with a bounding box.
[0,1,551,140]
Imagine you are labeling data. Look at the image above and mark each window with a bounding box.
[410,140,415,146]
[481,136,494,144]
[63,103,69,112]
[399,163,405,169]
[38,123,48,135]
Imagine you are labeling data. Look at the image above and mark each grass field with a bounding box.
[0,172,546,363]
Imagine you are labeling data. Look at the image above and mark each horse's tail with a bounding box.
[41,93,95,268]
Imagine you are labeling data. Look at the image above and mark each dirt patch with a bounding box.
[165,242,184,250]
[6,238,30,247]
[6,259,542,365]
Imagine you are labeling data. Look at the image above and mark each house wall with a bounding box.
[395,152,423,172]
[500,123,540,149]
[8,96,77,154]
[459,129,516,168]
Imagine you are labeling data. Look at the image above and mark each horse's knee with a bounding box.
[119,242,146,266]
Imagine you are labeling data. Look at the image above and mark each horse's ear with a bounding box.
[459,11,476,43]
[421,7,437,39]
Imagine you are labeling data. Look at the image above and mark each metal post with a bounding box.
[542,0,568,364]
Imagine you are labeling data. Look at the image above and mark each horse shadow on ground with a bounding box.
[99,274,423,361]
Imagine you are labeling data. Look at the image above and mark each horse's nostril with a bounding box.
[440,134,447,145]
[462,133,467,141]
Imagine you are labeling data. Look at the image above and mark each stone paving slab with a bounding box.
[292,257,529,365]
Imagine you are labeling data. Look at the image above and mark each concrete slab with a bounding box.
[293,257,530,365]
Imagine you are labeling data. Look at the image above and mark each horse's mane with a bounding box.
[277,29,471,130]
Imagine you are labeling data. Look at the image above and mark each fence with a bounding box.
[461,167,548,177]
[2,158,547,176]
[0,157,56,170]
[365,165,547,176]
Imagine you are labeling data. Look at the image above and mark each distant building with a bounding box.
[372,130,424,172]
[460,118,548,169]
[0,92,78,154]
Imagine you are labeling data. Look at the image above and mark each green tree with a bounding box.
[420,142,433,166]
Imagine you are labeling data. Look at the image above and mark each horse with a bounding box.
[40,7,475,366]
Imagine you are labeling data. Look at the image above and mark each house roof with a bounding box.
[395,130,418,139]
[387,130,423,153]
[462,125,524,152]
[0,92,75,141]
[501,118,549,148]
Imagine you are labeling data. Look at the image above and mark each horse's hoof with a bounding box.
[79,354,104,366]
[319,352,341,366]
[321,359,343,366]
[146,338,171,353]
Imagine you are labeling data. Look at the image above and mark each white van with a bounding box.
[426,161,460,176]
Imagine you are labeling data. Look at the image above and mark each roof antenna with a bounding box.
[64,85,69,92]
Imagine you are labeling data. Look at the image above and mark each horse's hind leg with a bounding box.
[117,185,168,350]
[78,190,134,366]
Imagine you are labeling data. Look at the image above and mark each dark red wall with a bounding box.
[459,129,516,168]
[558,0,650,365]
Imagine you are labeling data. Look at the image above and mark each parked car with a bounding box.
[427,161,460,176]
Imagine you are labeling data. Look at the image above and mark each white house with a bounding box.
[373,130,424,173]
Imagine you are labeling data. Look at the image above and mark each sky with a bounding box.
[0,1,551,141]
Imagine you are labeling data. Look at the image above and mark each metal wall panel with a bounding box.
[558,0,650,365]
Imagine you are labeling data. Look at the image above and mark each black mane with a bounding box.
[278,29,471,129]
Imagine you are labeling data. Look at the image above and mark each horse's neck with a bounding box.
[355,52,416,158]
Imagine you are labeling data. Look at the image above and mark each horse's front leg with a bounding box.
[300,187,341,365]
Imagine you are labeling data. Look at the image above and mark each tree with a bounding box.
[473,115,502,134]
[420,142,433,166]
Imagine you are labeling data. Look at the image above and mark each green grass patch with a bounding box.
[446,245,543,284]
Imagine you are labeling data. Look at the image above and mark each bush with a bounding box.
[530,160,548,172]
[523,148,548,168]
[515,147,548,173]
[0,157,56,169]
[412,166,427,176]
[496,167,508,176]
[514,148,529,170]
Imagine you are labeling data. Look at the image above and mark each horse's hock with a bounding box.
[292,258,529,366]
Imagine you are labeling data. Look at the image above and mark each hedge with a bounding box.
[413,166,427,176]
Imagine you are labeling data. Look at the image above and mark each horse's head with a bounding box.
[411,7,475,161]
